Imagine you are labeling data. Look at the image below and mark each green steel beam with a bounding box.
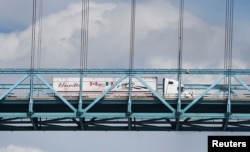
[0,84,249,90]
[128,75,133,116]
[5,112,250,119]
[1,69,250,131]
[29,74,34,114]
[1,68,250,74]
[78,73,83,115]
[0,75,29,101]
[233,75,250,92]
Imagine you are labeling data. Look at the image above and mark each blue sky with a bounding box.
[0,0,250,152]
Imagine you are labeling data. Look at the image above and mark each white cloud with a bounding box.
[0,1,117,68]
[0,31,30,62]
[0,0,249,69]
[0,145,43,152]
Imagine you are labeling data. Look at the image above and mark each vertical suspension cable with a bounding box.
[229,0,234,71]
[224,0,234,92]
[29,0,37,114]
[37,0,43,69]
[178,0,184,74]
[224,0,234,120]
[224,0,229,92]
[31,0,37,70]
[85,0,89,69]
[80,0,89,70]
[79,0,85,113]
[224,0,228,71]
[177,0,184,90]
[128,0,136,115]
[129,0,136,71]
[80,0,84,70]
[228,0,234,97]
[35,0,43,96]
[176,0,184,124]
[79,0,89,113]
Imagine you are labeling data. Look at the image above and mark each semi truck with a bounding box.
[53,77,192,98]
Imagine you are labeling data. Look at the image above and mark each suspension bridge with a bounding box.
[1,0,250,131]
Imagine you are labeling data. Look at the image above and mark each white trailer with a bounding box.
[53,77,157,97]
[53,77,191,98]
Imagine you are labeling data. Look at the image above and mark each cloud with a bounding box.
[0,31,30,62]
[0,145,43,152]
[0,1,117,68]
[0,0,249,69]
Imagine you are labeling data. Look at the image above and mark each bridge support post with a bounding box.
[175,112,182,131]
[29,74,34,114]
[31,118,39,130]
[128,117,132,130]
[79,118,86,130]
[78,72,84,114]
[127,74,132,116]
[223,112,231,131]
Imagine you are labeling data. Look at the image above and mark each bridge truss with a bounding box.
[1,68,250,131]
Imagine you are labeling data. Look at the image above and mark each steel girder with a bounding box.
[0,68,250,74]
[1,68,250,131]
[1,117,250,131]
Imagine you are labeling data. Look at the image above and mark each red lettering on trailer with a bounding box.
[58,82,79,88]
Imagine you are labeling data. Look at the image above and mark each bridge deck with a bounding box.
[1,69,250,131]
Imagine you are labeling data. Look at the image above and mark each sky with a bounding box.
[0,0,250,152]
[0,0,250,69]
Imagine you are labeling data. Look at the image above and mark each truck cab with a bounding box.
[163,78,192,98]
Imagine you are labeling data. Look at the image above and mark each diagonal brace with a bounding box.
[182,75,225,113]
[36,74,77,113]
[134,75,175,113]
[83,75,128,113]
[0,75,29,101]
[233,75,250,92]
